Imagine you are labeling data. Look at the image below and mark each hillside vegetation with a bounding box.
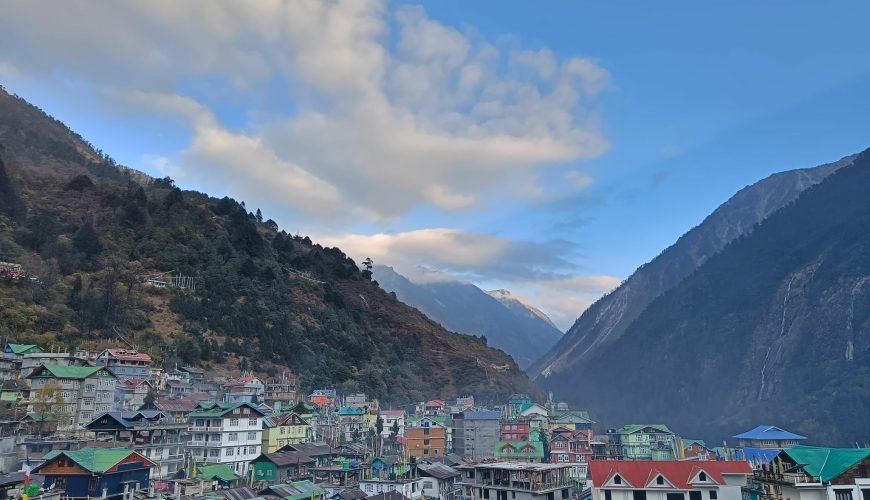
[0,86,538,403]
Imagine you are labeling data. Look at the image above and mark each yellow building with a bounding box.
[262,412,312,453]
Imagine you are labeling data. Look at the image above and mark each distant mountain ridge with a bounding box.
[373,265,562,369]
[531,153,856,379]
[535,148,870,445]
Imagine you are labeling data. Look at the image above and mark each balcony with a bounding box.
[753,470,811,486]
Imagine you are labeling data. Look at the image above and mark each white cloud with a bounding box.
[0,0,608,221]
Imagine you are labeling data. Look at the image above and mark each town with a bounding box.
[0,342,865,500]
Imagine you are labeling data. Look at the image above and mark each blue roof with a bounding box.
[461,410,501,420]
[733,425,807,441]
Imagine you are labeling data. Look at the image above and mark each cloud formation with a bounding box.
[0,0,608,221]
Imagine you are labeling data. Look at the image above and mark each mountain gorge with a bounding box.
[0,86,538,403]
[538,148,870,444]
[373,265,563,369]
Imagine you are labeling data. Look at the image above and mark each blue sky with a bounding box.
[2,1,869,329]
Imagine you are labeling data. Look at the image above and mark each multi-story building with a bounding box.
[262,412,312,453]
[380,410,406,437]
[85,410,187,479]
[153,396,200,423]
[457,462,576,500]
[494,440,545,463]
[187,401,265,476]
[424,400,446,416]
[681,440,717,461]
[753,445,870,500]
[4,343,44,356]
[407,417,447,459]
[613,424,678,461]
[501,421,531,442]
[589,461,752,500]
[222,376,265,404]
[732,426,807,450]
[550,426,594,464]
[264,381,297,412]
[19,352,91,378]
[452,411,501,460]
[114,378,150,410]
[95,348,153,380]
[337,406,367,443]
[26,364,117,430]
[418,462,462,500]
[360,478,424,500]
[33,448,155,499]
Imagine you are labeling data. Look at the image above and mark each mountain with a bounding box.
[486,289,559,330]
[531,153,855,380]
[538,147,870,445]
[0,85,538,403]
[373,265,562,369]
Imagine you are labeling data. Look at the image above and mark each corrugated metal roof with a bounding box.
[732,425,807,441]
[784,445,870,482]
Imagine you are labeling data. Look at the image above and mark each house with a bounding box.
[251,450,316,483]
[588,460,753,500]
[152,396,200,422]
[367,492,412,500]
[264,380,297,412]
[95,349,153,380]
[424,400,446,416]
[0,354,22,381]
[501,421,530,442]
[406,417,447,459]
[505,394,533,419]
[85,410,187,479]
[681,440,717,461]
[197,463,241,488]
[223,376,266,404]
[457,462,575,500]
[114,378,150,411]
[380,410,406,438]
[368,456,407,479]
[179,365,206,383]
[418,462,461,500]
[452,411,501,460]
[260,480,326,500]
[753,445,870,500]
[549,410,595,432]
[5,344,43,356]
[337,407,368,443]
[26,364,117,431]
[187,401,266,476]
[280,442,341,467]
[33,448,155,499]
[262,412,312,453]
[550,426,594,464]
[309,458,366,497]
[310,389,338,409]
[331,487,367,500]
[19,352,91,378]
[732,426,807,450]
[167,380,194,396]
[613,425,678,461]
[494,441,545,463]
[518,404,549,419]
[359,477,423,500]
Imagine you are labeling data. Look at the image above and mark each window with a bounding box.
[605,491,612,500]
[699,472,707,482]
[424,428,430,435]
[248,432,257,440]
[209,449,220,457]
[667,494,684,500]
[710,491,718,500]
[424,449,429,455]
[229,433,238,441]
[614,475,622,485]
[690,491,703,500]
[835,491,854,500]
[558,455,569,463]
[633,491,647,500]
[657,476,665,486]
[226,448,235,456]
[423,481,433,489]
[563,489,570,499]
[366,485,373,493]
[56,478,67,489]
[196,419,205,427]
[280,427,286,435]
[249,418,258,426]
[861,490,870,500]
[230,418,239,426]
[424,439,430,445]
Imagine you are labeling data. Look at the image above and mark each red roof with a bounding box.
[154,397,200,412]
[589,461,752,490]
[103,348,152,362]
[380,410,406,416]
[425,400,445,407]
[223,375,262,387]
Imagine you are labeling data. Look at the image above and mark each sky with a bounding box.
[2,1,869,330]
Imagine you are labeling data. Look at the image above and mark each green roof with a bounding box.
[338,406,364,416]
[495,440,544,458]
[7,344,42,354]
[619,424,673,435]
[29,364,112,380]
[198,463,240,482]
[784,445,870,482]
[40,448,141,473]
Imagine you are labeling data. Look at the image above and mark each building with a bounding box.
[261,480,326,500]
[550,426,594,464]
[452,411,501,460]
[681,440,717,461]
[337,406,367,443]
[613,425,678,461]
[418,462,462,500]
[33,448,155,499]
[19,352,91,379]
[280,442,342,467]
[732,426,807,450]
[359,477,424,500]
[424,400,446,416]
[501,421,531,442]
[251,450,316,483]
[5,344,43,356]
[310,389,337,409]
[407,417,447,459]
[588,460,753,500]
[95,349,153,380]
[494,441,545,463]
[26,364,117,430]
[187,401,266,476]
[152,396,200,422]
[380,410,406,438]
[114,378,150,411]
[264,380,297,412]
[753,445,870,500]
[85,410,187,479]
[457,462,576,500]
[222,376,265,404]
[262,412,312,453]
[505,395,533,420]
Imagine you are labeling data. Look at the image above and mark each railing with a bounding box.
[753,470,809,485]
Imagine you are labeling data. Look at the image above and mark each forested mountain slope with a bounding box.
[542,148,870,445]
[0,86,537,403]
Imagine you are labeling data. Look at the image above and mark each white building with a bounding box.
[187,402,265,476]
[753,446,870,500]
[457,462,576,500]
[588,460,752,500]
[26,364,117,430]
[359,478,424,500]
[95,348,153,380]
[380,410,406,437]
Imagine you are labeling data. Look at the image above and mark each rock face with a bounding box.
[531,153,855,380]
[536,148,870,445]
[374,266,562,369]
